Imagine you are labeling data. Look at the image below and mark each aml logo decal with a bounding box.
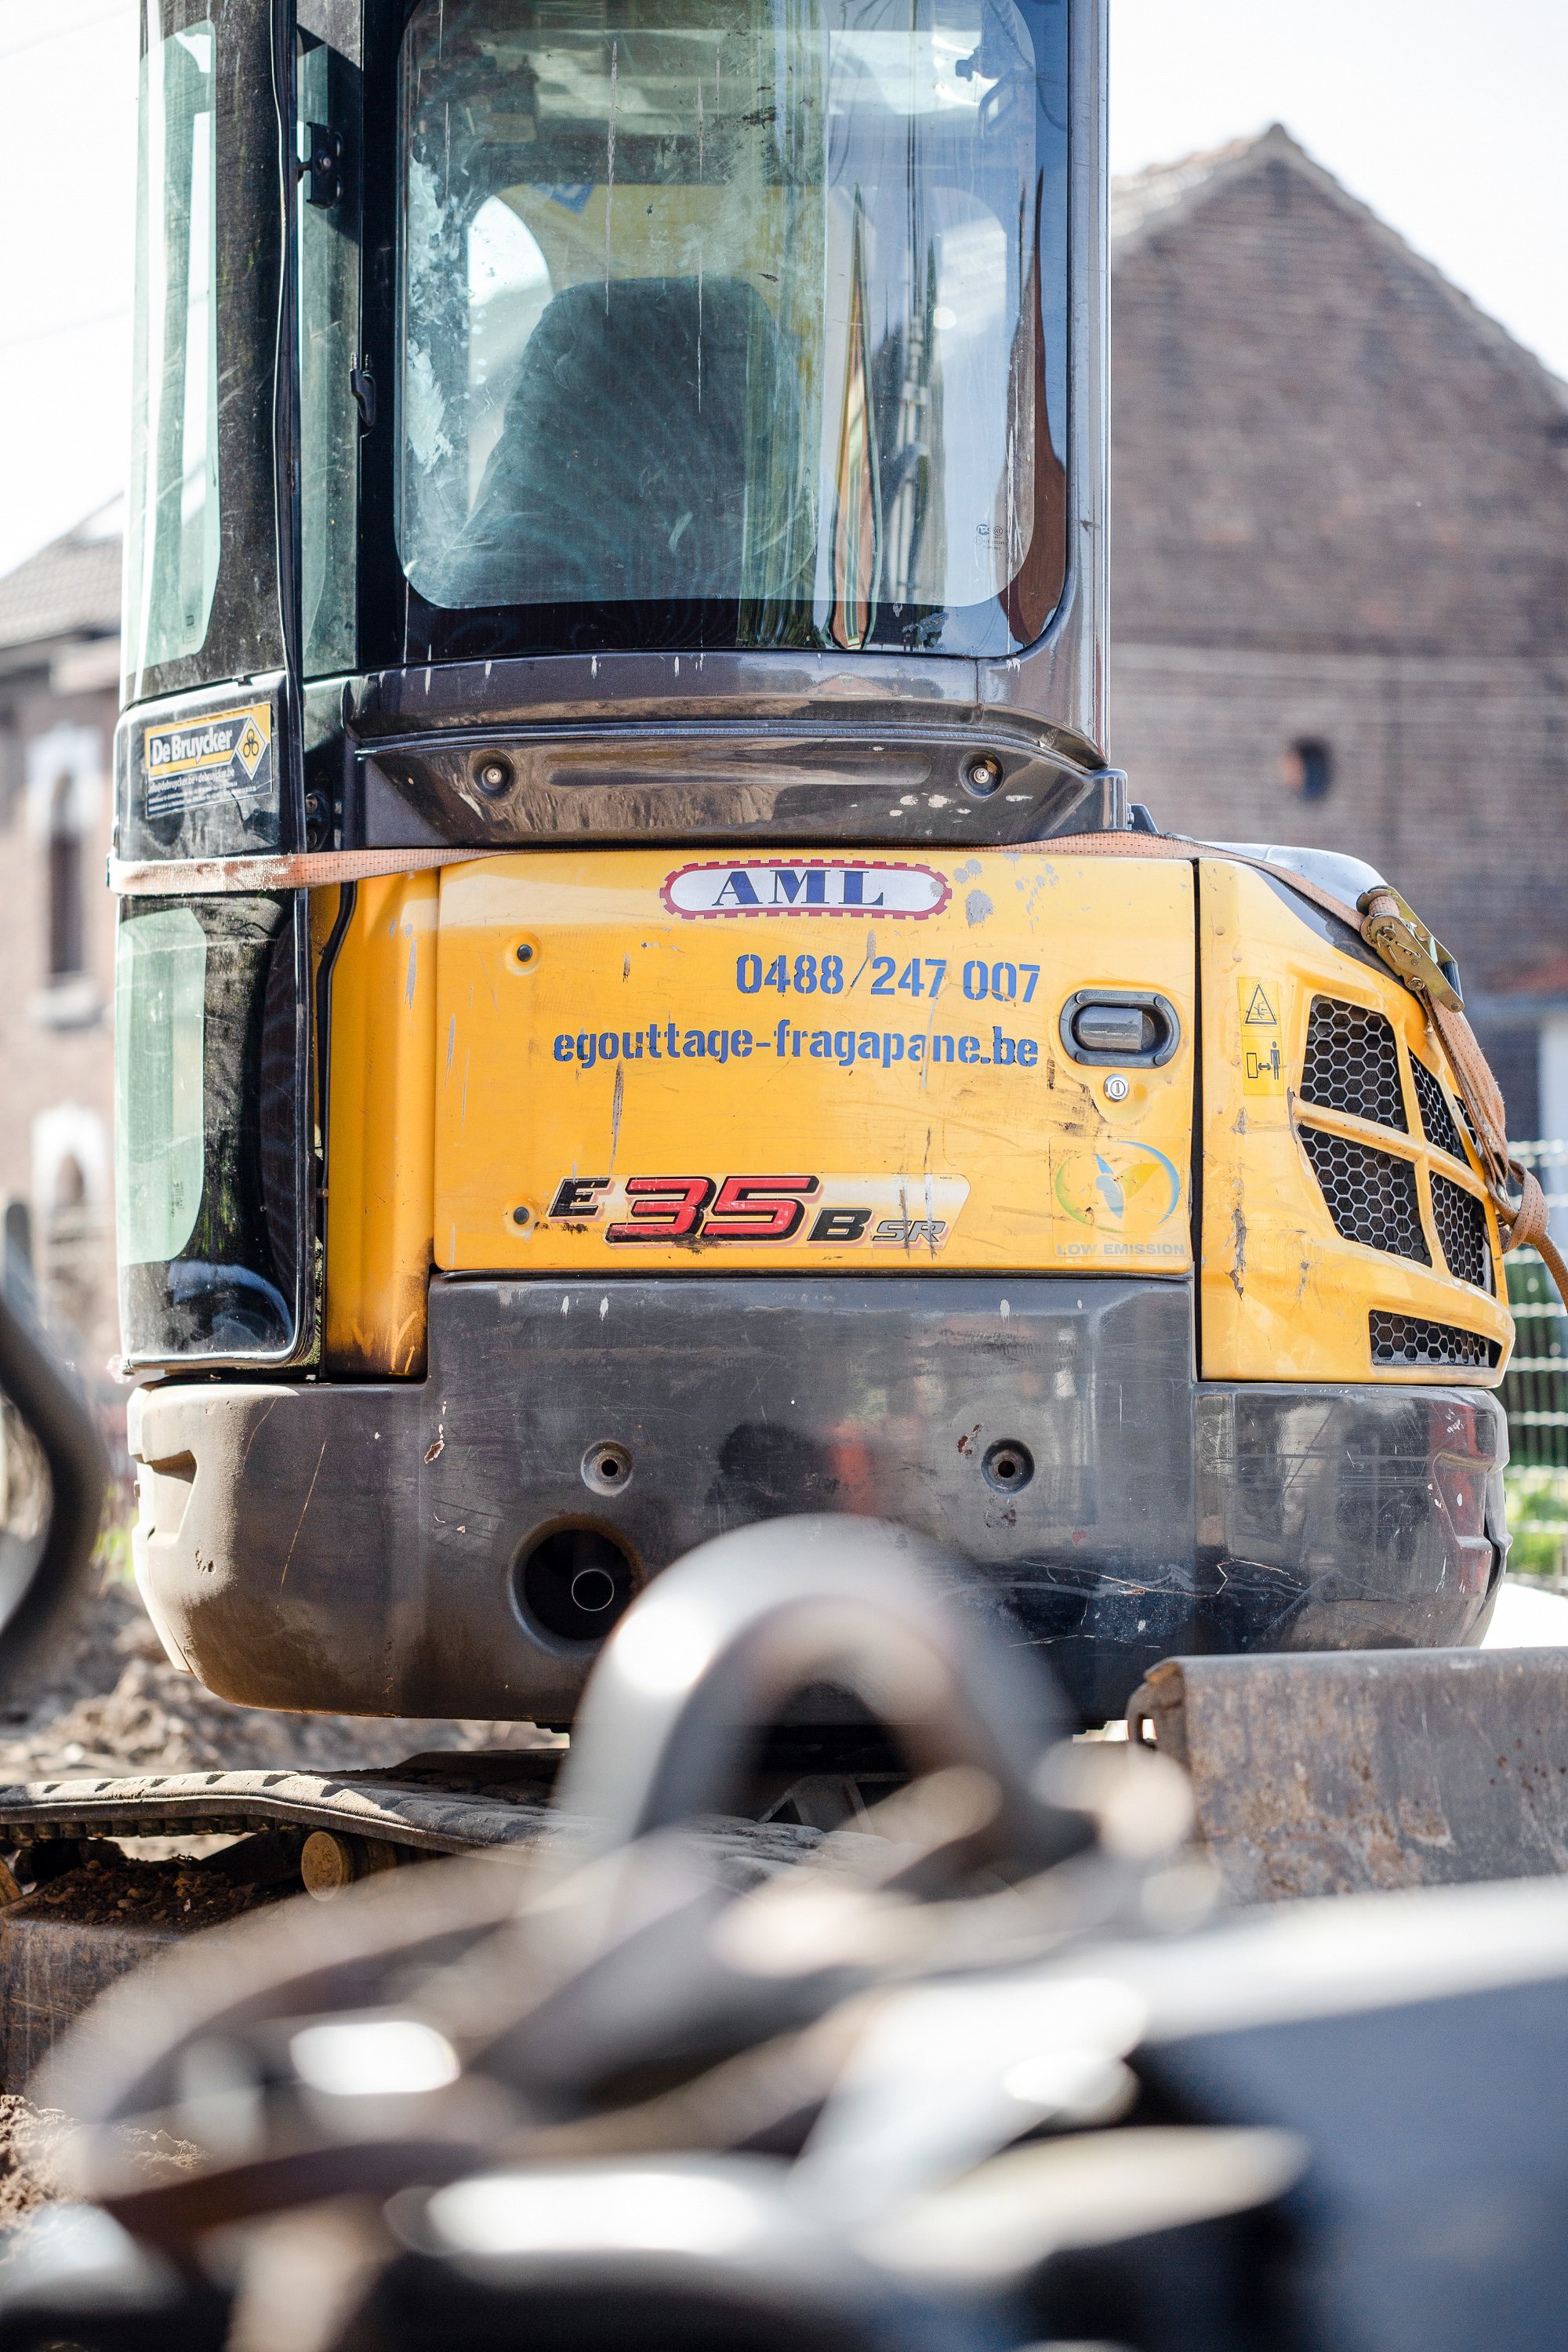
[662,859,949,920]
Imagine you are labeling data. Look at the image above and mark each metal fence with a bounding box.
[1502,1142,1568,1471]
[1499,1145,1568,1579]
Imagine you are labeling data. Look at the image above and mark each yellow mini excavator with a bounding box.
[20,0,1553,1915]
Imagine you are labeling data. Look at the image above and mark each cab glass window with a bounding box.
[299,25,362,677]
[125,21,221,691]
[397,0,1067,655]
[115,906,207,1270]
[115,898,308,1366]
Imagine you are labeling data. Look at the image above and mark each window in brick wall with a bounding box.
[1281,739,1334,802]
[47,771,85,980]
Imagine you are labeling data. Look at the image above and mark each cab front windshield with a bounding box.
[397,0,1067,655]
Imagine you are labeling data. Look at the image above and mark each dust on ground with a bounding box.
[0,2093,203,2226]
[0,1554,561,2223]
[0,1554,557,1783]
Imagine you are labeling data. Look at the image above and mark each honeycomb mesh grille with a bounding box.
[1299,996,1407,1131]
[1431,1172,1493,1290]
[1410,1057,1465,1160]
[1301,1125,1430,1263]
[1370,1311,1499,1370]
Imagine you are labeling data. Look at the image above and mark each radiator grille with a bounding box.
[1301,1125,1430,1263]
[1370,1311,1499,1370]
[1431,1172,1493,1290]
[1410,1056,1465,1160]
[1300,996,1406,1131]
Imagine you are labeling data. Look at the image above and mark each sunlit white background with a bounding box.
[0,0,1563,580]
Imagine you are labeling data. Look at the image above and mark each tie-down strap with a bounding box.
[107,830,1563,1309]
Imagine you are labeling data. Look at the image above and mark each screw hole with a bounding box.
[514,942,535,965]
[982,1439,1034,1494]
[582,1441,633,1494]
[964,755,1004,799]
[476,755,514,798]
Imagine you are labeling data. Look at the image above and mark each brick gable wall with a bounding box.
[1111,151,1568,656]
[1109,145,1568,1134]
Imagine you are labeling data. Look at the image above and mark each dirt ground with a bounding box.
[0,1547,557,1782]
[0,2093,201,2224]
[0,1548,560,2230]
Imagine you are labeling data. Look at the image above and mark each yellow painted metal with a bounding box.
[433,850,1197,1275]
[1199,862,1512,1383]
[321,874,439,1374]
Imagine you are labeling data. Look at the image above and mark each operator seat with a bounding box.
[447,274,805,608]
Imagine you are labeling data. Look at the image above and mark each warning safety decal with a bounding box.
[1238,975,1287,1096]
[140,700,274,821]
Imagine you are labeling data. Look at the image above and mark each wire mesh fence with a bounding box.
[1501,1144,1568,1577]
[1502,1144,1568,1466]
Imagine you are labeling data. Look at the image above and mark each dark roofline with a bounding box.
[1111,123,1568,417]
[0,501,123,658]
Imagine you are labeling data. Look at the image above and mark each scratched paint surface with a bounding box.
[1198,862,1511,1384]
[431,851,1197,1273]
[321,873,440,1374]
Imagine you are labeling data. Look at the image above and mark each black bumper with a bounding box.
[130,1276,1508,1725]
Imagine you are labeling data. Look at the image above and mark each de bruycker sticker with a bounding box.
[140,701,274,820]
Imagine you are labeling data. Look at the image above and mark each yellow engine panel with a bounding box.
[432,850,1197,1276]
[1199,862,1511,1383]
[320,873,439,1375]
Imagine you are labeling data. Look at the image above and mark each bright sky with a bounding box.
[0,0,1563,583]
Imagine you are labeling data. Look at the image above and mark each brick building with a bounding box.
[1109,125,1568,1136]
[0,125,1563,1384]
[0,503,122,1375]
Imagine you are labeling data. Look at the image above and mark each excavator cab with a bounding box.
[116,0,1512,1733]
[394,0,1061,640]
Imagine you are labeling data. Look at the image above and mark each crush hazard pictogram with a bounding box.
[1238,975,1287,1095]
[234,717,267,777]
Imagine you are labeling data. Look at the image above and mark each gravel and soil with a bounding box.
[0,2093,201,2223]
[0,1540,560,2218]
[0,1541,557,1782]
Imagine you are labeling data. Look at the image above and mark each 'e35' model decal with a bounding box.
[662,859,949,919]
[545,1174,969,1248]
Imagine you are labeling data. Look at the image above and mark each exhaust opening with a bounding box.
[517,1525,637,1644]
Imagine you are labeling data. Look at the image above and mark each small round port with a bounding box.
[569,1564,619,1615]
[582,1441,633,1495]
[475,754,514,798]
[517,1526,636,1643]
[982,1439,1035,1494]
[963,754,1004,799]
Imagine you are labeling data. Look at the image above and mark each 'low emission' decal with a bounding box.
[1053,1142,1182,1232]
[662,858,949,919]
